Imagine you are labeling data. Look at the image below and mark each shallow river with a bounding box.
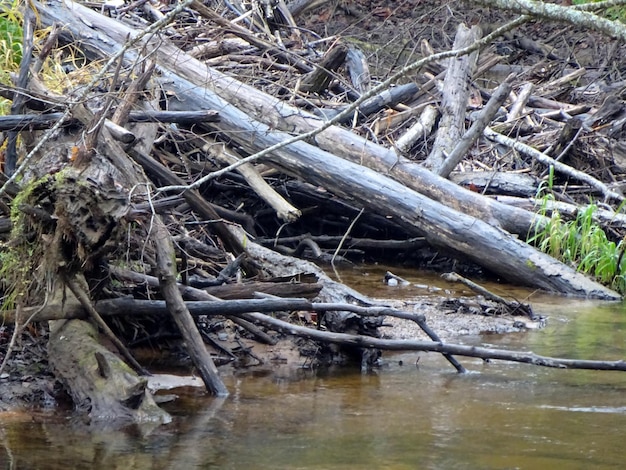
[2,268,626,469]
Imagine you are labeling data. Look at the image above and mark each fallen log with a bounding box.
[41,298,626,373]
[31,1,621,298]
[0,110,220,131]
[48,318,171,424]
[167,76,618,297]
[35,0,545,239]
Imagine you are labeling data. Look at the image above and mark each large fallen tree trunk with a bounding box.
[34,0,621,299]
[35,0,543,235]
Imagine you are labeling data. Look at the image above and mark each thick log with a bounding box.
[35,0,543,238]
[169,80,617,297]
[34,1,619,298]
[48,319,171,423]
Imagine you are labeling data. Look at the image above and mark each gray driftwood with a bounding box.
[36,0,544,238]
[48,318,171,424]
[34,1,619,299]
[423,24,480,173]
[39,297,626,373]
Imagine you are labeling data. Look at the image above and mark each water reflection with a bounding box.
[1,279,626,469]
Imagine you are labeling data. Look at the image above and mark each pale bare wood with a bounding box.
[200,137,302,223]
[423,24,481,173]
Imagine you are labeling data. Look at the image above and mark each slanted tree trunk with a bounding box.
[35,0,542,238]
[33,0,620,299]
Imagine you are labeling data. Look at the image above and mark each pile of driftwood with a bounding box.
[1,0,626,423]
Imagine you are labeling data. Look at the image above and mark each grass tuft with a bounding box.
[528,167,626,294]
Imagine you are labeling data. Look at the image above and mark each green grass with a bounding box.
[528,169,626,295]
[0,0,22,115]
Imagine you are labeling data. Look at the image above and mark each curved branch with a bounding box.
[477,0,626,40]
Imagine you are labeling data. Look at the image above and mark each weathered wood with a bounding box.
[423,24,480,173]
[202,137,301,223]
[34,0,543,238]
[450,171,540,197]
[395,105,438,154]
[300,43,348,93]
[494,195,626,230]
[153,217,229,396]
[484,126,623,201]
[64,273,147,375]
[48,319,171,423]
[0,110,220,131]
[162,73,617,296]
[127,146,257,261]
[333,83,419,124]
[34,1,620,298]
[437,75,513,178]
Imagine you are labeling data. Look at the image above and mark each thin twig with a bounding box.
[484,126,623,202]
[331,207,363,266]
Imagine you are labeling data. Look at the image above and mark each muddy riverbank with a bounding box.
[0,265,543,411]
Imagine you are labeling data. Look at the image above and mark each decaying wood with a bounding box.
[64,273,147,375]
[299,43,348,94]
[48,318,171,423]
[34,0,546,242]
[0,110,220,131]
[423,24,480,173]
[201,137,301,223]
[154,64,618,296]
[494,195,626,230]
[484,126,623,202]
[395,105,439,155]
[5,0,626,421]
[334,83,419,124]
[127,146,257,262]
[450,171,539,197]
[441,272,534,317]
[153,218,229,396]
[437,74,513,178]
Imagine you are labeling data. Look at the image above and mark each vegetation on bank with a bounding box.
[0,0,22,114]
[528,168,626,294]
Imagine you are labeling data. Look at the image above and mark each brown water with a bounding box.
[2,268,626,469]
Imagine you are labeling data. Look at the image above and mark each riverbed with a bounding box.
[1,269,625,469]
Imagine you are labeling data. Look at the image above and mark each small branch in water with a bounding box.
[441,271,536,318]
[11,296,624,373]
